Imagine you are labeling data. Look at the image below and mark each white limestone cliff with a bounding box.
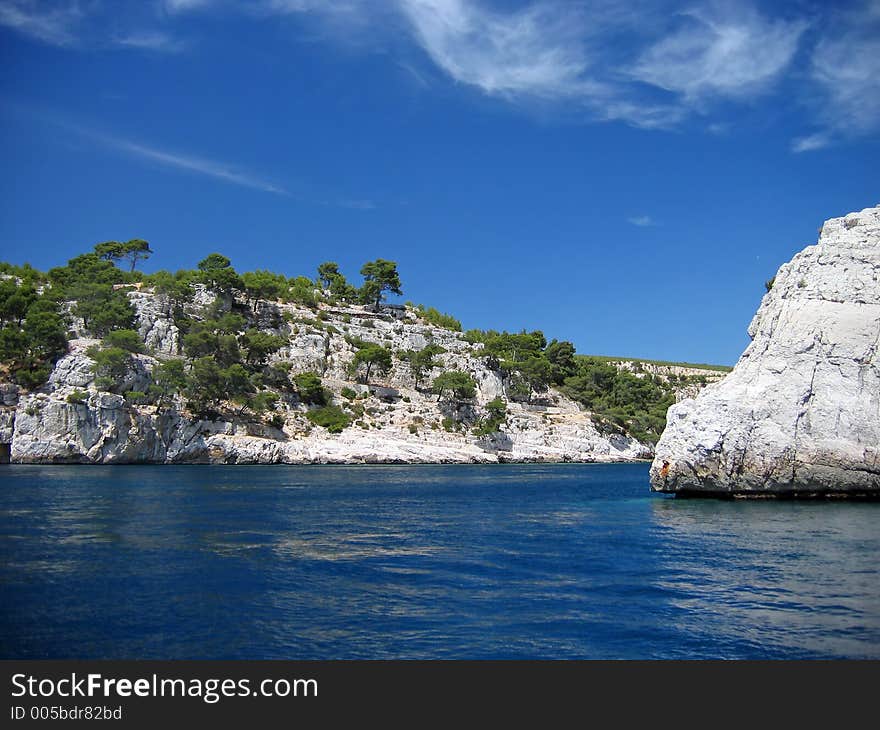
[1,294,668,464]
[651,204,880,497]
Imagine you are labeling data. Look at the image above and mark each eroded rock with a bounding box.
[650,204,880,497]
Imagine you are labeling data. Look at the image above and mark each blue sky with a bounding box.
[1,0,877,365]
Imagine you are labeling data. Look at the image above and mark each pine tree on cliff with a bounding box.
[94,239,153,272]
[359,259,402,309]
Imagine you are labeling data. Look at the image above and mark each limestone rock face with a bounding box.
[129,290,180,355]
[0,383,19,407]
[0,408,14,443]
[5,269,724,464]
[8,388,652,465]
[47,344,99,389]
[651,204,880,496]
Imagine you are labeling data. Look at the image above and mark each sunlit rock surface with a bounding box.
[651,204,880,497]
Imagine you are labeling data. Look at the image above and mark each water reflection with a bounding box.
[649,499,880,658]
[1,464,878,658]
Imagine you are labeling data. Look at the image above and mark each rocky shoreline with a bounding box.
[1,290,693,465]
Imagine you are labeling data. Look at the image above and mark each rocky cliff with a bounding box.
[0,291,665,464]
[651,204,880,497]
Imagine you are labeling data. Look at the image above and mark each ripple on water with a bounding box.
[1,463,878,659]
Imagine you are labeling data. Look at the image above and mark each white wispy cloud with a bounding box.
[97,135,288,195]
[112,31,184,52]
[394,0,687,127]
[789,1,880,152]
[791,133,830,153]
[162,0,216,12]
[0,0,184,51]
[158,0,681,127]
[5,0,878,149]
[0,0,82,46]
[627,215,657,227]
[629,4,805,103]
[5,100,382,207]
[397,0,595,99]
[37,115,287,195]
[804,37,880,146]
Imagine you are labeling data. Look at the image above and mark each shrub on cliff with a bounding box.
[94,239,153,273]
[143,269,197,306]
[316,262,358,303]
[242,270,286,309]
[185,358,254,412]
[67,389,88,405]
[3,294,66,389]
[287,276,319,308]
[149,359,188,405]
[104,329,145,354]
[48,253,128,290]
[474,397,507,435]
[306,405,351,433]
[432,370,476,401]
[293,371,328,405]
[562,358,675,444]
[401,344,445,389]
[240,329,286,366]
[197,253,243,293]
[415,305,461,331]
[87,345,132,392]
[182,315,245,366]
[0,279,37,326]
[351,344,393,384]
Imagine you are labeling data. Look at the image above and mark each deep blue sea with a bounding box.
[1,463,878,659]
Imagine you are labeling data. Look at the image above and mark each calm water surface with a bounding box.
[1,463,878,659]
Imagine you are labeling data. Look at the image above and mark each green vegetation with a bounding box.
[460,329,726,442]
[1,241,730,444]
[185,358,254,412]
[104,329,146,353]
[0,283,67,387]
[242,270,286,309]
[317,262,358,302]
[87,345,133,392]
[95,239,153,272]
[474,397,507,436]
[351,344,393,384]
[287,276,318,308]
[240,329,286,366]
[432,370,476,401]
[359,259,402,309]
[415,305,461,331]
[306,405,351,433]
[561,358,675,444]
[67,389,88,405]
[149,359,187,405]
[293,371,327,405]
[401,343,445,388]
[143,269,195,299]
[197,253,244,293]
[574,354,733,373]
[75,284,135,337]
[125,390,149,405]
[182,313,244,366]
